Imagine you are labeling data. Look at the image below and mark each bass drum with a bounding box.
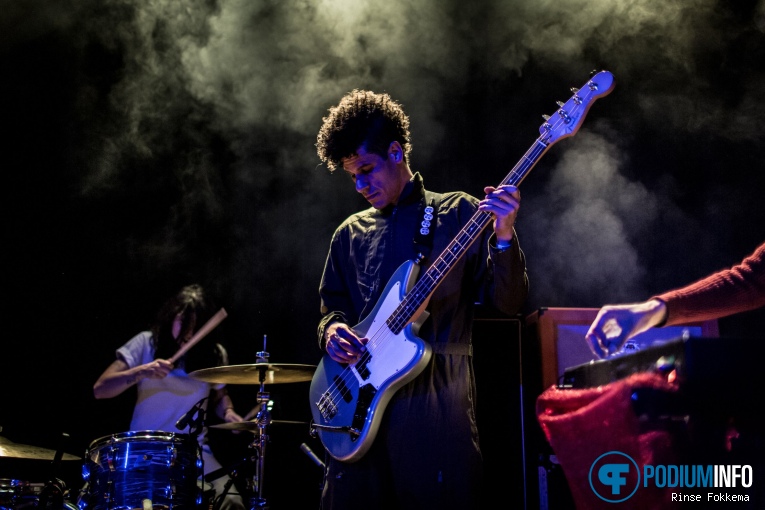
[79,431,201,510]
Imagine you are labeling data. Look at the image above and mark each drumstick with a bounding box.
[169,308,228,364]
[243,403,262,421]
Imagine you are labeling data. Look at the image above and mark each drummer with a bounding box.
[93,284,246,510]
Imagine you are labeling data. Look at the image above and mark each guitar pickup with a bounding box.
[351,384,377,439]
[356,352,372,380]
[333,374,353,403]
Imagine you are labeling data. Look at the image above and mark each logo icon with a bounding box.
[589,451,640,503]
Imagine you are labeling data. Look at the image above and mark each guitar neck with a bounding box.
[385,70,615,334]
[386,136,550,334]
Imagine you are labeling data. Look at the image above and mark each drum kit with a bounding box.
[188,357,316,509]
[1,356,317,510]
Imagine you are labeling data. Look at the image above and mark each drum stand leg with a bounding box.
[246,341,282,510]
[249,377,272,509]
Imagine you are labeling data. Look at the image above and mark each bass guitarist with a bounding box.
[313,89,529,510]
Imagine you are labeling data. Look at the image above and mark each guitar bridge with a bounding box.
[316,373,356,420]
[316,392,338,420]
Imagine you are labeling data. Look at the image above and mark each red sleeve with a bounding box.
[654,241,765,326]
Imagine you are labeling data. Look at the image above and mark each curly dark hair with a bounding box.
[316,89,412,171]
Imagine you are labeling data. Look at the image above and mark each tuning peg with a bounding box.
[570,87,579,93]
[556,101,565,107]
[542,114,551,121]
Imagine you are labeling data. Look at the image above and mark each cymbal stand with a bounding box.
[249,338,271,509]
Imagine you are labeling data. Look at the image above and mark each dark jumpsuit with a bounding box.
[317,172,529,510]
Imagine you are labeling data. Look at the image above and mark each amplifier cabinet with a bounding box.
[472,311,526,509]
[525,307,719,390]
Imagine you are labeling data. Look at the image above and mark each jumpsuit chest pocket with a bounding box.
[357,268,380,305]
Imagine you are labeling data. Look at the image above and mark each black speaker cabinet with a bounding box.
[472,309,526,509]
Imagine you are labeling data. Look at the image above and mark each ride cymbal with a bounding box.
[189,363,316,385]
[0,436,80,462]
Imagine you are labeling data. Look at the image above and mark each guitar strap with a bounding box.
[412,192,438,264]
[412,191,474,358]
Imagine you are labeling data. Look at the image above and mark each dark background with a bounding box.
[2,0,765,508]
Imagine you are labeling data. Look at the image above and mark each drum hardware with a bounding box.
[37,479,71,510]
[245,342,274,510]
[190,336,316,510]
[211,478,235,510]
[37,433,77,510]
[203,458,248,510]
[175,397,209,438]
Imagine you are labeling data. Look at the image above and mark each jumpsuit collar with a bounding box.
[381,172,425,215]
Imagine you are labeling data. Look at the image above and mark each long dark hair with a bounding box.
[151,284,224,373]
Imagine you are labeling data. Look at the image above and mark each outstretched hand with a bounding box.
[585,299,668,359]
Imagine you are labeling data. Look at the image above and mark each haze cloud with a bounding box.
[4,0,765,345]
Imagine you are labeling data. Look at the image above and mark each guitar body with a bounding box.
[309,259,433,462]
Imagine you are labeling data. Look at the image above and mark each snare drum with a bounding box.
[79,431,202,510]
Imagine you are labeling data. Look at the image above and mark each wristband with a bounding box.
[496,238,512,251]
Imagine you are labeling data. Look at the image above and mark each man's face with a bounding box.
[341,145,405,209]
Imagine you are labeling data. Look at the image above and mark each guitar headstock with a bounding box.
[539,70,615,145]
